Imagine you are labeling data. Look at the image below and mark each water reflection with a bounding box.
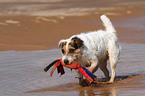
[27,81,118,96]
[78,84,117,96]
[27,74,144,96]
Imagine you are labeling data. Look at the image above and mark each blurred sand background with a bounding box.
[0,0,145,51]
[0,0,145,96]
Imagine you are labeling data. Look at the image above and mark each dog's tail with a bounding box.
[100,15,116,34]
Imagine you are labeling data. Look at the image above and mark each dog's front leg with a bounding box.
[77,70,83,85]
[89,60,98,73]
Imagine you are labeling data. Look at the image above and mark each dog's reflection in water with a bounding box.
[27,82,117,96]
[78,84,117,96]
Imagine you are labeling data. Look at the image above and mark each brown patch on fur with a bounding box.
[61,45,67,54]
[66,43,76,56]
[59,37,83,59]
[58,41,67,48]
[60,40,79,57]
[59,41,67,54]
[71,37,83,48]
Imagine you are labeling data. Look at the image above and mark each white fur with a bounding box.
[59,15,120,83]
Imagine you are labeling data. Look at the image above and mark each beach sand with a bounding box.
[0,0,145,51]
[0,0,145,96]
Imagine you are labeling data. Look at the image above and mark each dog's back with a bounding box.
[70,15,118,55]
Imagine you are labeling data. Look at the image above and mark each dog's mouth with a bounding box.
[64,62,73,65]
[63,59,75,65]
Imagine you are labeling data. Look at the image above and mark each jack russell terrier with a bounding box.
[58,15,120,84]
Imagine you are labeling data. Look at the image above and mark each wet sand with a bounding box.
[0,43,145,96]
[0,0,145,96]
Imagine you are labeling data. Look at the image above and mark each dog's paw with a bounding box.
[80,79,90,87]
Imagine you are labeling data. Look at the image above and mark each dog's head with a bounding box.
[58,37,83,65]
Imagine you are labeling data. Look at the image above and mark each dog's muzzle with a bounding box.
[64,59,69,65]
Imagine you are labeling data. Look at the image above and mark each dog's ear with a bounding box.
[71,37,83,49]
[58,40,66,48]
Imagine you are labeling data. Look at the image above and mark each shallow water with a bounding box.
[0,43,145,96]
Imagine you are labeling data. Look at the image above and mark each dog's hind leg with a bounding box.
[108,43,120,82]
[109,56,116,82]
[99,56,110,81]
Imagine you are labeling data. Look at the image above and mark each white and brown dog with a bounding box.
[58,15,120,83]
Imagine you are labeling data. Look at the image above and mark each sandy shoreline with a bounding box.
[0,0,145,51]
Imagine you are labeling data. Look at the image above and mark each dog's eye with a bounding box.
[69,49,75,53]
[61,49,65,54]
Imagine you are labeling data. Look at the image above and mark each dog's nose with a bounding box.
[64,59,69,64]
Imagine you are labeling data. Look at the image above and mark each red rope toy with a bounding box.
[44,59,97,83]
